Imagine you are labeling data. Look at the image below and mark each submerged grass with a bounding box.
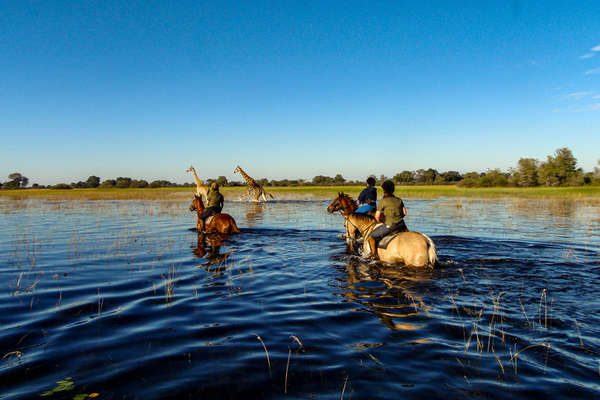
[1,185,600,201]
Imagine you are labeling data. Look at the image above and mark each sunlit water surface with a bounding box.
[1,198,599,399]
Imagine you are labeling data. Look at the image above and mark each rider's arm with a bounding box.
[402,206,407,217]
[375,210,384,223]
[357,189,366,204]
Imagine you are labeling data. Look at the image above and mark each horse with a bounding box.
[327,193,438,268]
[189,194,240,234]
[327,192,376,252]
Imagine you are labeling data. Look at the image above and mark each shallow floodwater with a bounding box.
[0,197,599,399]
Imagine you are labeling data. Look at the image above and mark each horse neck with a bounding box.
[195,200,205,216]
[342,197,358,214]
[346,214,375,234]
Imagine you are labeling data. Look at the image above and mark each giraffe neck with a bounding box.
[237,167,255,184]
[190,167,204,186]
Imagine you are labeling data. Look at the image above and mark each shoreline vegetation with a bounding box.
[1,185,599,201]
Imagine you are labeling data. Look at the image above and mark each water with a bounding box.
[1,197,599,399]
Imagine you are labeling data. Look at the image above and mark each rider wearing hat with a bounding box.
[200,182,224,223]
[355,176,377,214]
[366,180,408,259]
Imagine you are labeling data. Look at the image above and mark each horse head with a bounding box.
[327,192,346,214]
[189,194,205,212]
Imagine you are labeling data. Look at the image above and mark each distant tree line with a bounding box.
[2,148,599,190]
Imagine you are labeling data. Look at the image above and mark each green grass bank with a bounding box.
[1,185,600,201]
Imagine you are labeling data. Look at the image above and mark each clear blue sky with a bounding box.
[1,0,599,185]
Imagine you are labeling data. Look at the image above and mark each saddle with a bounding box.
[205,215,217,225]
[370,222,407,250]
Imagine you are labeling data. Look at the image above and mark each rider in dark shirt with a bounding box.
[356,177,377,214]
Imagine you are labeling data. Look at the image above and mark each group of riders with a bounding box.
[355,177,409,259]
[197,176,409,261]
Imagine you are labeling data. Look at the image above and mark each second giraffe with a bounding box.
[234,165,274,202]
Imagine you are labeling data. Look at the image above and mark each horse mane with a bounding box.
[349,212,374,223]
[339,192,358,209]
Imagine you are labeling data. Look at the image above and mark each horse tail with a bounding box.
[230,217,241,234]
[421,233,438,267]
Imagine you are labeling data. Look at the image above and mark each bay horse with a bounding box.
[189,194,240,234]
[327,193,438,268]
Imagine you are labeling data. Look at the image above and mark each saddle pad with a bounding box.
[378,232,401,249]
[205,215,215,225]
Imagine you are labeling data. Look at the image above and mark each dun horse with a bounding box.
[189,194,240,234]
[327,193,437,268]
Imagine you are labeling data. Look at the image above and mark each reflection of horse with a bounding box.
[189,195,240,234]
[327,193,438,268]
[192,233,233,268]
[342,259,434,331]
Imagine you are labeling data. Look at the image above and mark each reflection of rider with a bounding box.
[356,177,377,214]
[367,180,408,259]
[200,182,224,222]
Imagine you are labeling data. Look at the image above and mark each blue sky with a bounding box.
[1,0,599,185]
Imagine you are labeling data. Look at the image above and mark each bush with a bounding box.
[53,184,72,189]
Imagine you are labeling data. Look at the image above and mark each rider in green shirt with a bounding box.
[366,180,408,259]
[200,182,224,223]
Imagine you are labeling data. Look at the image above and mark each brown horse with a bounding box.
[189,194,240,234]
[327,192,376,252]
[327,193,437,267]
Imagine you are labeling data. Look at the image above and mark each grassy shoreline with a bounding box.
[1,185,599,200]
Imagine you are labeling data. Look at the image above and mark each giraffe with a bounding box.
[186,166,209,201]
[234,165,274,202]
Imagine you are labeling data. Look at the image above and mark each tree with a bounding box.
[86,176,100,188]
[538,147,579,186]
[99,179,116,188]
[393,171,414,184]
[333,174,345,185]
[413,169,426,184]
[216,176,228,187]
[458,172,480,187]
[441,171,462,183]
[130,179,148,188]
[6,172,28,189]
[423,169,438,184]
[115,177,132,188]
[515,158,539,187]
[478,169,508,187]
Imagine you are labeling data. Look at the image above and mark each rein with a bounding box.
[340,210,377,238]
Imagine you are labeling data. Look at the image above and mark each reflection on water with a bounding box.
[243,202,266,226]
[0,197,599,399]
[340,259,434,332]
[192,233,233,271]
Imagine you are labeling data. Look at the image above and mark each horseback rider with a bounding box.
[198,182,224,231]
[355,176,377,214]
[366,180,408,259]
